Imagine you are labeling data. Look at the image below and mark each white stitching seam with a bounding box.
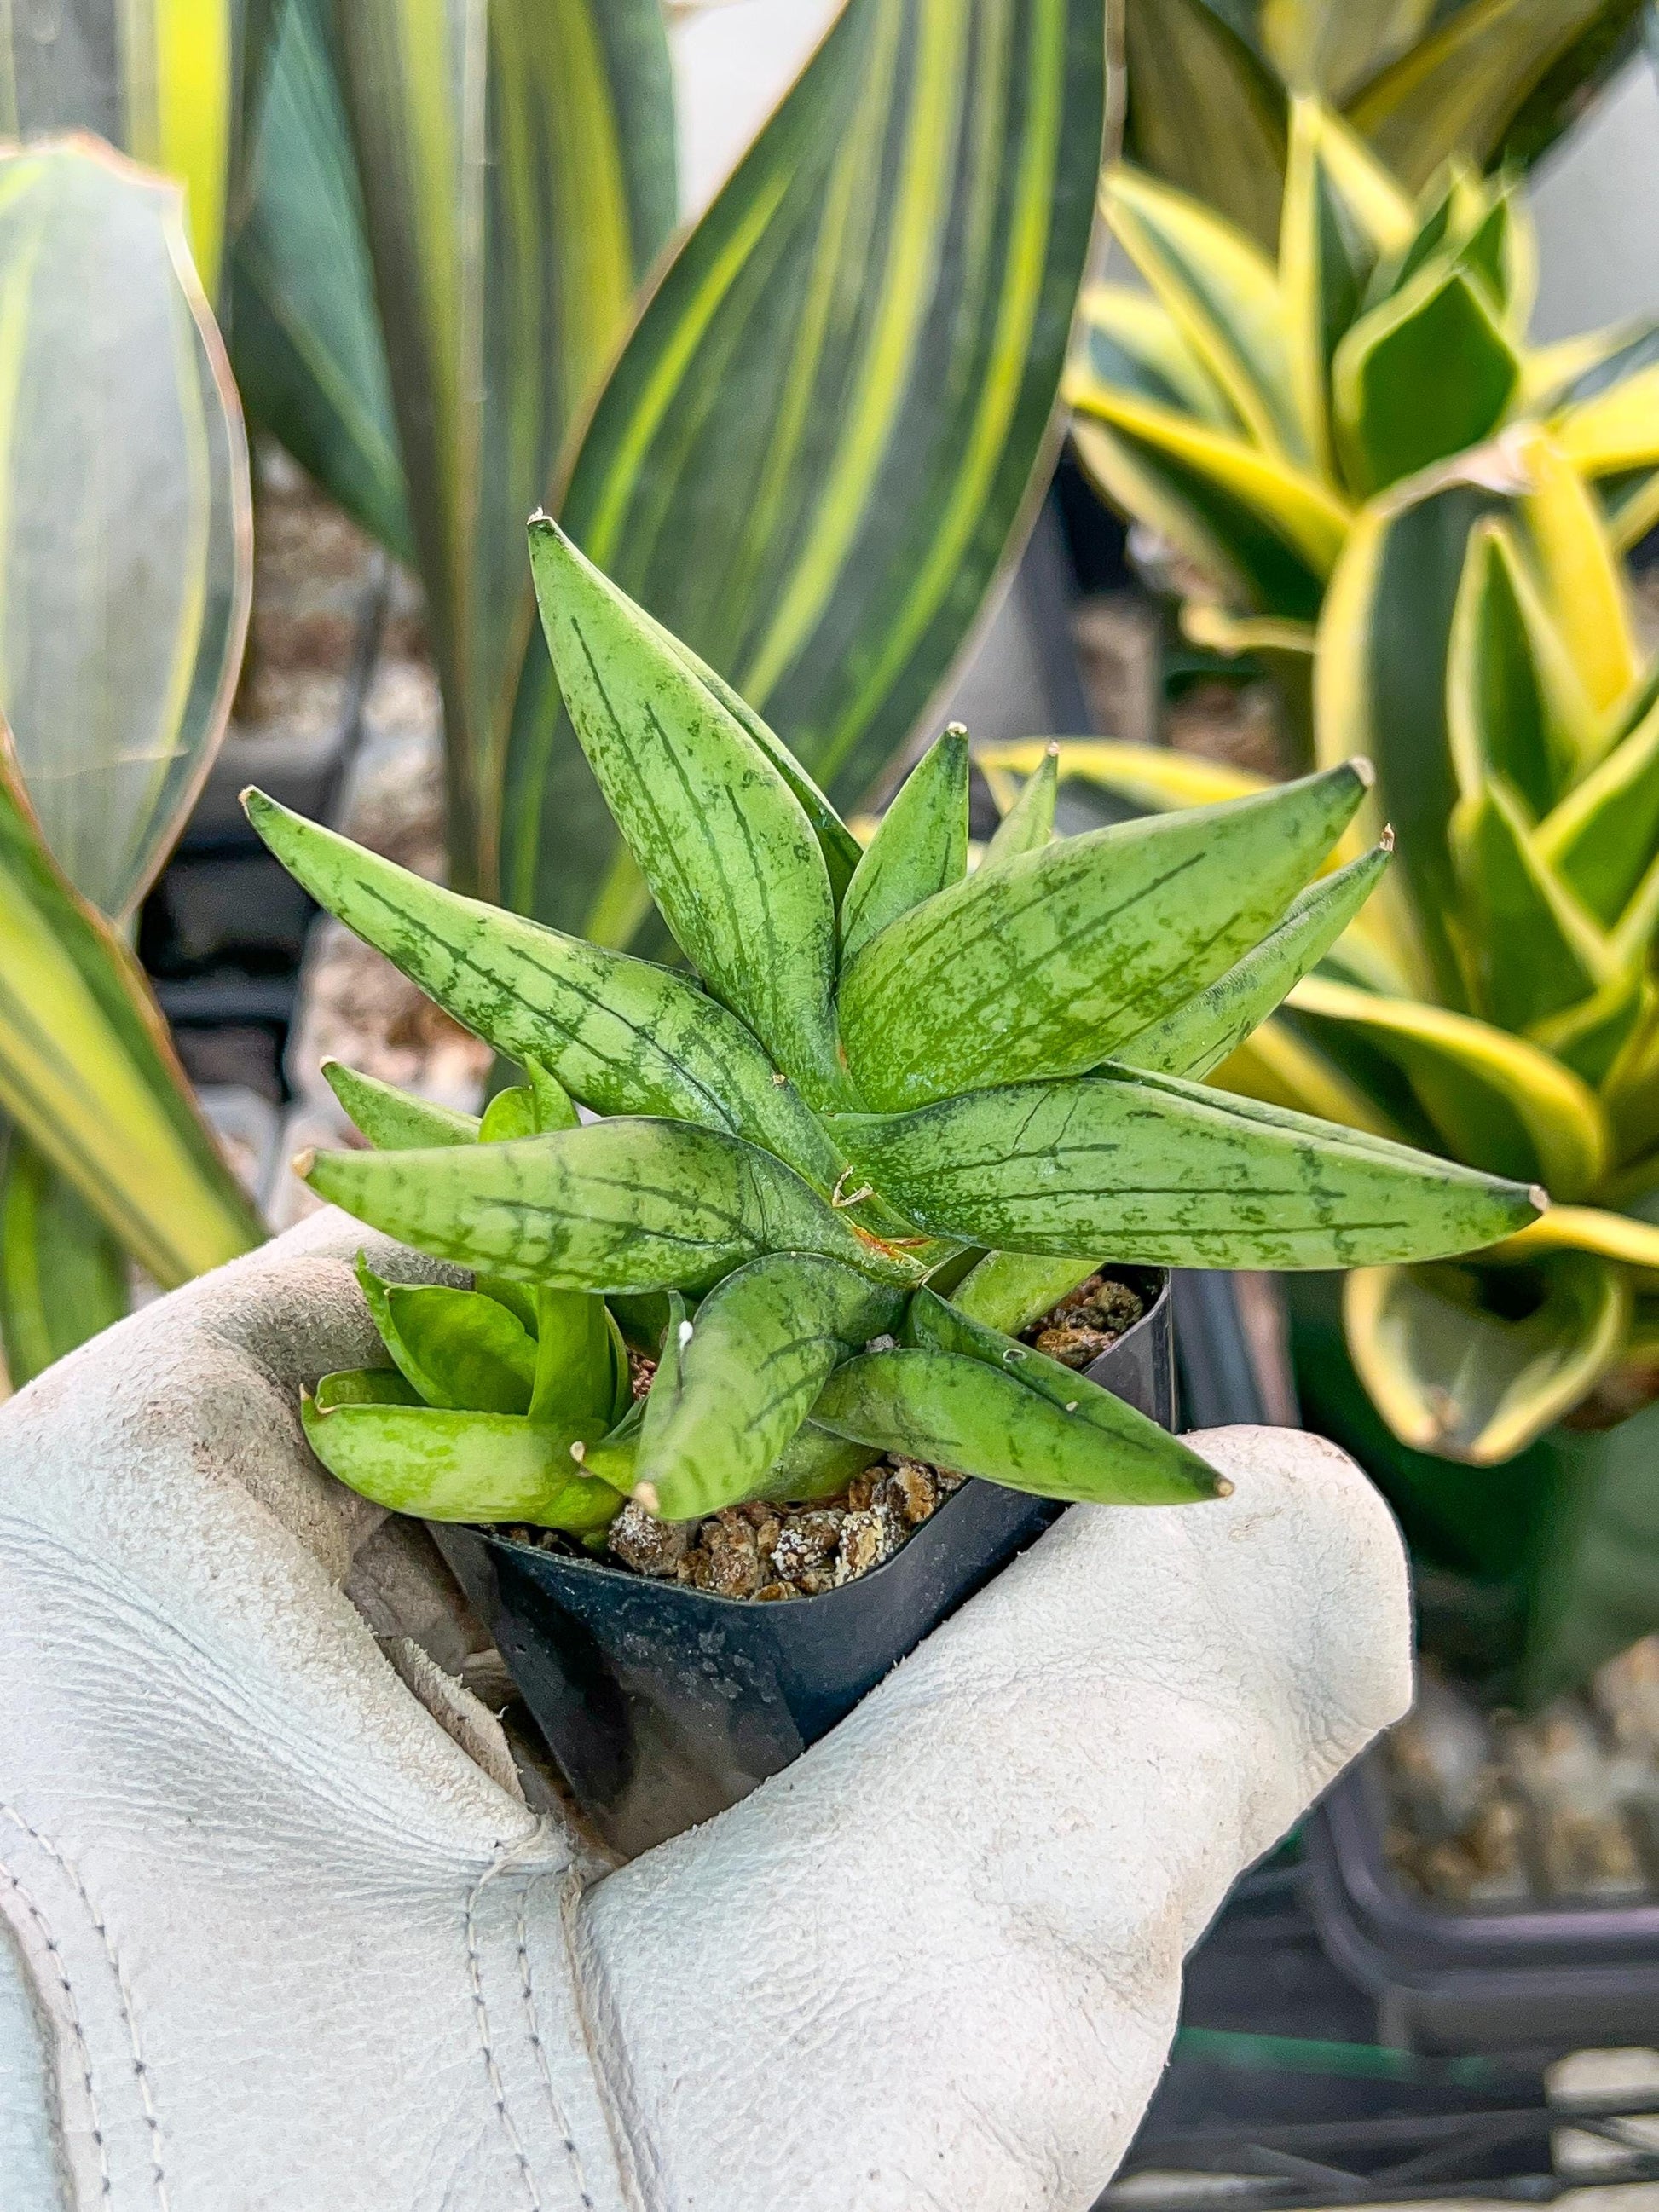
[0,1857,113,2203]
[465,1848,545,2212]
[1,1803,165,2208]
[517,1872,596,2211]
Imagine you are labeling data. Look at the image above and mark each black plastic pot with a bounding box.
[436,1267,1175,1857]
[1304,1750,1659,2054]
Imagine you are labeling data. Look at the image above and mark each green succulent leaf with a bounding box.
[811,1344,1223,1506]
[527,1286,618,1434]
[323,1060,480,1149]
[0,1129,129,1386]
[1448,779,1608,1031]
[632,1254,905,1521]
[314,1366,422,1410]
[244,789,846,1193]
[947,1251,1102,1337]
[982,743,1060,864]
[359,1266,539,1417]
[1120,0,1287,255]
[1074,285,1240,427]
[907,1285,1149,1433]
[528,521,846,1108]
[306,1119,924,1294]
[302,1392,622,1528]
[837,762,1370,1111]
[840,726,969,969]
[1332,261,1519,497]
[1121,839,1393,1081]
[834,1066,1542,1268]
[1537,689,1659,927]
[1345,1250,1631,1464]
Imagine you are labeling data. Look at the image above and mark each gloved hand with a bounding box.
[0,1213,1410,2212]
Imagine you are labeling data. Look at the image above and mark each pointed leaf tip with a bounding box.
[293,1148,317,1179]
[1350,755,1375,790]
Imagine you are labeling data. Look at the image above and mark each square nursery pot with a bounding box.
[436,1267,1175,1857]
[1304,1750,1659,2054]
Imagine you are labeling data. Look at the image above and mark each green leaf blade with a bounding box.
[301,1395,621,1528]
[840,726,969,968]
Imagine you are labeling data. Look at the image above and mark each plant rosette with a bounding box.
[247,523,1539,1838]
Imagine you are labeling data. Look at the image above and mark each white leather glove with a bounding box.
[0,1214,1411,2212]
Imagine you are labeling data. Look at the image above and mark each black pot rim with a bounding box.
[471,1264,1173,1614]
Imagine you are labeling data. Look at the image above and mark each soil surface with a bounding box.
[502,1273,1147,1600]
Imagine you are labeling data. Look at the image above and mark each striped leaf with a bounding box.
[0,1129,129,1388]
[1331,259,1518,497]
[983,742,1059,864]
[0,141,251,921]
[1287,973,1610,1198]
[527,521,845,1107]
[0,733,260,1289]
[232,0,413,560]
[1449,781,1608,1031]
[1121,0,1287,254]
[810,1343,1223,1505]
[324,1060,480,1149]
[1517,428,1640,718]
[1344,1250,1629,1463]
[633,1253,904,1520]
[320,0,676,895]
[833,1066,1541,1267]
[1075,285,1240,427]
[0,0,271,296]
[1538,690,1659,928]
[502,0,1107,939]
[840,726,969,968]
[837,763,1369,1112]
[1445,518,1594,820]
[301,1119,928,1293]
[302,1392,622,1527]
[977,739,1270,818]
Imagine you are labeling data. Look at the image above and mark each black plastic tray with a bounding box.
[436,1268,1175,1857]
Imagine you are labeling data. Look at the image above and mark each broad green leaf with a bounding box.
[323,1059,480,1148]
[1066,390,1348,624]
[812,1344,1224,1505]
[1344,1251,1630,1463]
[503,0,1107,937]
[760,1423,880,1505]
[1073,286,1240,428]
[1448,781,1608,1031]
[1445,519,1595,820]
[0,1129,128,1387]
[1121,840,1392,1080]
[0,736,259,1287]
[529,522,845,1107]
[1106,165,1309,464]
[0,141,251,920]
[840,725,968,969]
[907,1285,1146,1438]
[982,743,1058,865]
[245,789,847,1194]
[633,1253,905,1520]
[976,740,1269,819]
[231,0,413,560]
[301,1394,621,1528]
[303,1119,926,1294]
[359,1266,538,1416]
[1121,0,1287,254]
[1331,261,1518,498]
[315,1366,421,1410]
[1517,429,1640,718]
[1538,690,1659,927]
[477,1085,538,1146]
[1344,0,1626,194]
[947,1250,1101,1337]
[320,0,676,894]
[837,763,1369,1112]
[0,0,269,295]
[527,1286,619,1433]
[1279,98,1414,473]
[1287,973,1608,1198]
[834,1065,1540,1268]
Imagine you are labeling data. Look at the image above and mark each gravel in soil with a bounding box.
[500,1273,1146,1600]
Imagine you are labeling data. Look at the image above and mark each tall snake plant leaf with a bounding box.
[839,725,969,968]
[301,1120,928,1293]
[318,0,677,895]
[0,731,260,1288]
[1539,691,1659,928]
[231,0,413,561]
[1121,0,1288,255]
[633,1253,905,1521]
[528,521,846,1108]
[0,0,275,296]
[324,1059,480,1148]
[0,140,251,921]
[502,0,1107,940]
[245,788,847,1193]
[838,761,1369,1111]
[0,1129,128,1389]
[833,1068,1540,1267]
[1449,782,1610,1033]
[1331,259,1520,496]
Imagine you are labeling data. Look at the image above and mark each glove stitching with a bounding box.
[517,1873,598,2210]
[0,1855,113,2203]
[465,1843,546,2212]
[2,1803,165,2209]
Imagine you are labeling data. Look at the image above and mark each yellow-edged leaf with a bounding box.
[1261,0,1437,104]
[1180,602,1319,657]
[0,139,251,920]
[975,737,1270,822]
[1211,1013,1409,1138]
[1345,1250,1630,1464]
[1529,969,1652,1093]
[1287,972,1609,1198]
[1073,283,1239,427]
[1487,1204,1659,1286]
[1121,0,1287,255]
[0,1126,129,1387]
[1105,164,1311,463]
[1448,779,1610,1031]
[1516,428,1639,717]
[1537,688,1659,927]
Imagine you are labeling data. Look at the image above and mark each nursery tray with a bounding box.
[436,1267,1175,1858]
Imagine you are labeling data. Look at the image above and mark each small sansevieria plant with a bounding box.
[246,522,1540,1552]
[1066,99,1659,731]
